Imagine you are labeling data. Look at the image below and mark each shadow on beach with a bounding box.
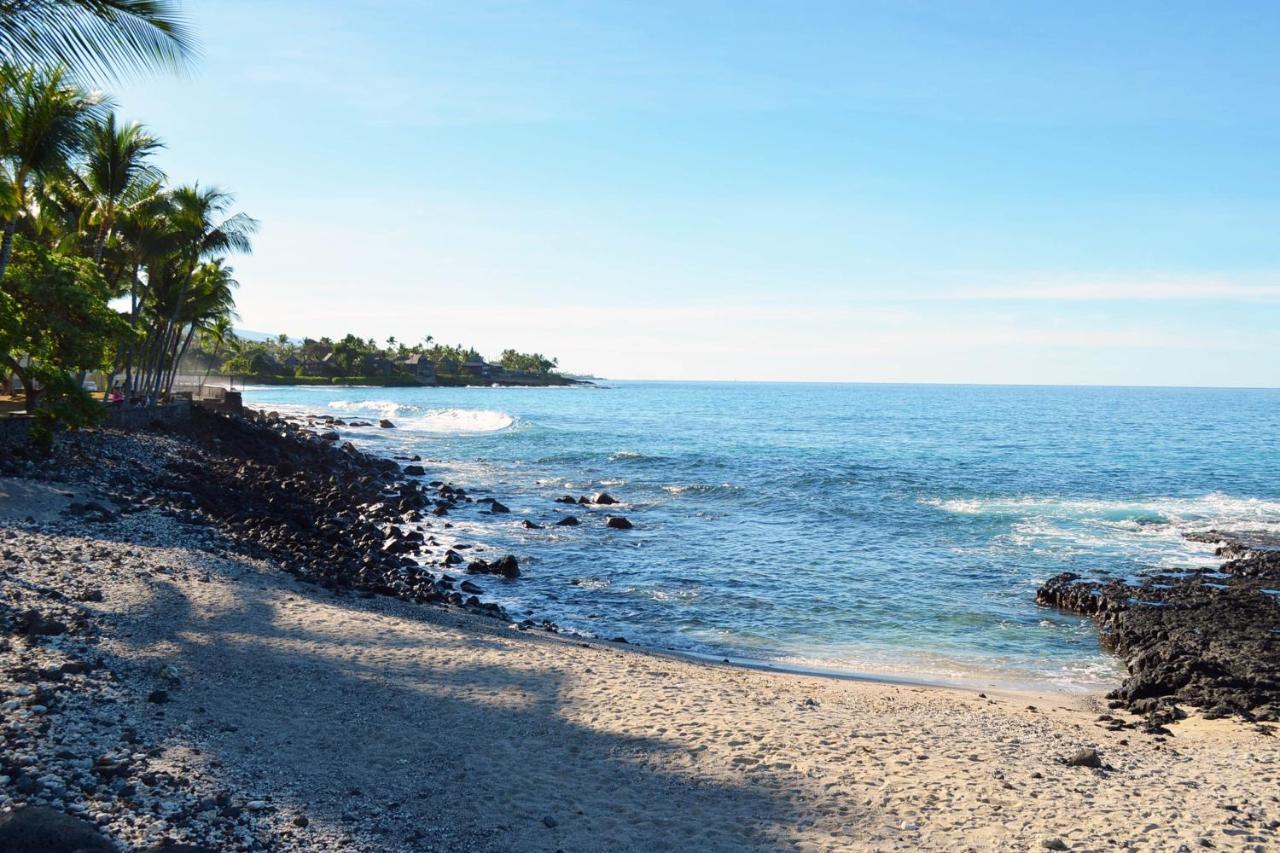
[99,557,859,852]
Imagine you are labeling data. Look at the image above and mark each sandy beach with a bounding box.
[2,471,1278,852]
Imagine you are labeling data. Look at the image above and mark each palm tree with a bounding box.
[134,183,254,400]
[73,111,162,264]
[0,0,195,81]
[0,61,106,280]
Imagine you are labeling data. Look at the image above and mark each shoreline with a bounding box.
[251,397,1122,697]
[2,412,1278,850]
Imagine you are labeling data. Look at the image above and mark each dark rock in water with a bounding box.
[522,519,542,529]
[147,689,169,704]
[611,636,629,644]
[0,806,115,852]
[593,492,618,505]
[403,464,425,476]
[379,419,395,428]
[605,515,633,530]
[1037,536,1280,723]
[577,496,591,505]
[1065,748,1102,768]
[467,555,520,579]
[489,500,510,514]
[555,495,577,504]
[460,580,484,594]
[319,431,339,441]
[556,515,580,527]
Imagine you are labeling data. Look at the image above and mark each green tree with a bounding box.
[0,62,106,280]
[0,234,128,415]
[71,111,163,264]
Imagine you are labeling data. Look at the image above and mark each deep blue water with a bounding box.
[243,381,1280,691]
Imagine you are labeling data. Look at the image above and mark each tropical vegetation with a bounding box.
[211,334,568,387]
[0,4,252,437]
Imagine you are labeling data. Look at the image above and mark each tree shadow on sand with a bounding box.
[99,567,870,852]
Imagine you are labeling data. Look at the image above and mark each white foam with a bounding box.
[397,408,515,434]
[326,399,403,418]
[922,492,1280,533]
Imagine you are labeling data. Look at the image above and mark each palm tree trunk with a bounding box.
[0,220,17,283]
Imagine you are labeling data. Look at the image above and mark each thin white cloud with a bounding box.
[947,276,1280,302]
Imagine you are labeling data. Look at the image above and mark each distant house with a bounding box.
[281,355,301,371]
[459,354,492,380]
[360,354,395,377]
[435,358,459,376]
[399,354,437,385]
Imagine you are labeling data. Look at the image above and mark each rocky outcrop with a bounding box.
[1037,535,1280,723]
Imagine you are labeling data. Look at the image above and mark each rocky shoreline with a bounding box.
[0,407,620,850]
[1037,532,1280,728]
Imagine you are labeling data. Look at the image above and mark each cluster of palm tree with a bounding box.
[0,0,257,411]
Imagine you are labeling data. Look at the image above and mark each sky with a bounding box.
[110,0,1280,385]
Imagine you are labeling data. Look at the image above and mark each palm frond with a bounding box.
[0,0,197,81]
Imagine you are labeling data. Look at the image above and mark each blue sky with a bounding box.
[113,1,1280,384]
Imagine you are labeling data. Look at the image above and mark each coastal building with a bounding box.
[459,354,492,381]
[435,358,459,376]
[360,355,396,377]
[398,354,437,385]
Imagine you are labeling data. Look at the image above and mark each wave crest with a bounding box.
[400,408,515,434]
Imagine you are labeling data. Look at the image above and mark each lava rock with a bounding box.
[379,419,396,428]
[593,492,618,505]
[605,515,633,530]
[0,806,115,852]
[556,516,580,527]
[1065,748,1102,768]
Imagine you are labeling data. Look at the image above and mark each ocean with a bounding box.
[242,381,1280,692]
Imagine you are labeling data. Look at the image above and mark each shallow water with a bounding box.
[243,381,1280,691]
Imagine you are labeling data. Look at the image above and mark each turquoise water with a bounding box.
[243,381,1280,691]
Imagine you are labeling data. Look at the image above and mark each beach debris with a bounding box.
[605,515,633,530]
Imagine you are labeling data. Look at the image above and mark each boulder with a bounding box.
[555,516,580,527]
[404,464,425,476]
[605,516,633,530]
[489,500,510,514]
[1065,748,1102,768]
[593,492,618,505]
[0,806,115,852]
[379,419,396,429]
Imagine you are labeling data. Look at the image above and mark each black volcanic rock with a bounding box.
[1037,535,1280,723]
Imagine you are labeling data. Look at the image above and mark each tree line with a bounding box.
[216,334,561,381]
